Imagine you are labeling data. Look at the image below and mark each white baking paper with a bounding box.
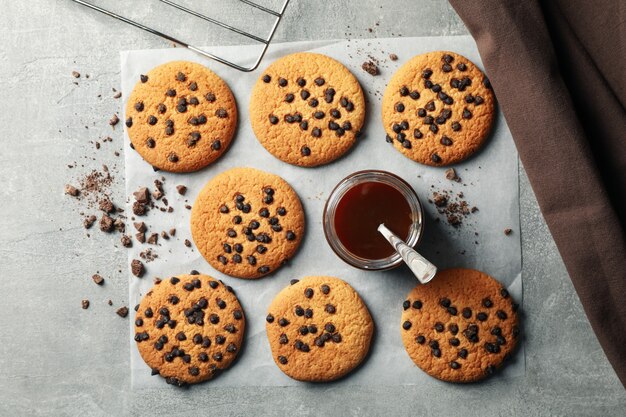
[122,36,524,388]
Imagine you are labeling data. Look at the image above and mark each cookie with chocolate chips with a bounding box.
[250,53,365,167]
[126,61,237,172]
[266,276,374,381]
[190,167,305,279]
[382,51,495,166]
[401,268,519,383]
[134,273,245,386]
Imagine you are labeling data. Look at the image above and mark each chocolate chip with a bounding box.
[301,146,311,156]
[417,108,426,117]
[441,136,453,146]
[81,299,90,309]
[482,298,493,308]
[395,102,405,112]
[116,306,129,318]
[325,304,336,314]
[416,335,426,344]
[457,63,467,71]
[216,108,228,118]
[304,288,314,298]
[278,78,288,87]
[440,297,451,308]
[262,74,271,83]
[434,322,444,332]
[458,348,468,359]
[500,288,510,298]
[278,318,289,327]
[209,314,219,324]
[258,266,270,274]
[320,284,330,294]
[304,309,313,318]
[278,355,288,364]
[205,92,216,102]
[401,140,411,149]
[168,153,179,163]
[140,74,148,83]
[477,312,488,321]
[462,108,472,119]
[450,361,461,370]
[496,310,508,320]
[422,69,433,79]
[146,137,156,148]
[412,300,422,309]
[284,93,295,103]
[448,324,459,335]
[311,127,322,138]
[403,321,412,330]
[166,88,176,97]
[442,63,452,72]
[403,300,411,310]
[431,153,442,163]
[451,122,461,131]
[313,110,324,119]
[147,115,157,125]
[432,348,441,358]
[431,84,442,93]
[211,140,221,151]
[399,86,409,96]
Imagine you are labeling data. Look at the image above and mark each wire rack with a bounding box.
[70,0,290,72]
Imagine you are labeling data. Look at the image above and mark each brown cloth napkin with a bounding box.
[448,0,626,386]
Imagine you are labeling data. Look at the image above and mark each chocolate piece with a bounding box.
[362,60,380,76]
[116,306,129,318]
[131,259,144,277]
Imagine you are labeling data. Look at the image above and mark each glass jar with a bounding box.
[323,170,425,270]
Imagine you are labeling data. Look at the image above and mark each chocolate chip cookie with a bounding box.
[126,61,237,172]
[382,51,495,166]
[250,53,365,167]
[401,268,519,383]
[266,276,374,382]
[190,167,305,279]
[134,273,245,386]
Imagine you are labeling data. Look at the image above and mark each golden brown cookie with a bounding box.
[190,167,304,279]
[134,273,245,386]
[382,51,495,166]
[401,268,519,383]
[250,53,365,167]
[266,276,374,382]
[125,61,237,172]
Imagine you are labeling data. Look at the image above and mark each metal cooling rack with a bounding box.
[70,0,290,72]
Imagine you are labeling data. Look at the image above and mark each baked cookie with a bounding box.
[250,53,365,167]
[191,167,304,279]
[266,276,374,381]
[134,273,245,386]
[125,61,237,172]
[382,51,495,166]
[401,268,519,383]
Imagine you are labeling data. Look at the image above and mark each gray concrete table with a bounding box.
[1,1,624,416]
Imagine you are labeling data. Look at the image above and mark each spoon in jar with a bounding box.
[378,223,437,284]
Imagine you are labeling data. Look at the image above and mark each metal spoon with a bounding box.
[378,223,437,284]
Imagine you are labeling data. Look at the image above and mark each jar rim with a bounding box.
[323,170,425,271]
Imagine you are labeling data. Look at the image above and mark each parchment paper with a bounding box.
[122,36,524,388]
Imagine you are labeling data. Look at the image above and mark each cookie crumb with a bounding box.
[81,299,90,309]
[362,60,380,76]
[116,306,129,318]
[65,184,80,197]
[113,91,122,99]
[83,215,97,229]
[134,222,146,232]
[147,233,158,245]
[99,214,114,232]
[72,71,81,78]
[169,228,176,237]
[136,232,146,244]
[131,259,145,277]
[389,53,398,61]
[504,228,513,235]
[109,114,119,126]
[99,198,114,213]
[92,274,105,285]
[445,168,460,182]
[184,239,192,247]
[121,234,132,247]
[176,185,187,195]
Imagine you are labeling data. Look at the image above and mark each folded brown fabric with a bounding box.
[448,0,626,387]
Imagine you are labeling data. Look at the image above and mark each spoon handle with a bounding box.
[378,223,437,284]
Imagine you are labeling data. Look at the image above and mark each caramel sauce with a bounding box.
[334,181,412,260]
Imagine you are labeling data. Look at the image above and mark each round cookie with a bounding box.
[250,52,365,167]
[382,51,495,166]
[401,268,519,383]
[134,273,245,387]
[266,276,374,382]
[191,167,304,279]
[125,61,237,172]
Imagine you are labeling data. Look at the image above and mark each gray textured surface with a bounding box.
[0,1,624,416]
